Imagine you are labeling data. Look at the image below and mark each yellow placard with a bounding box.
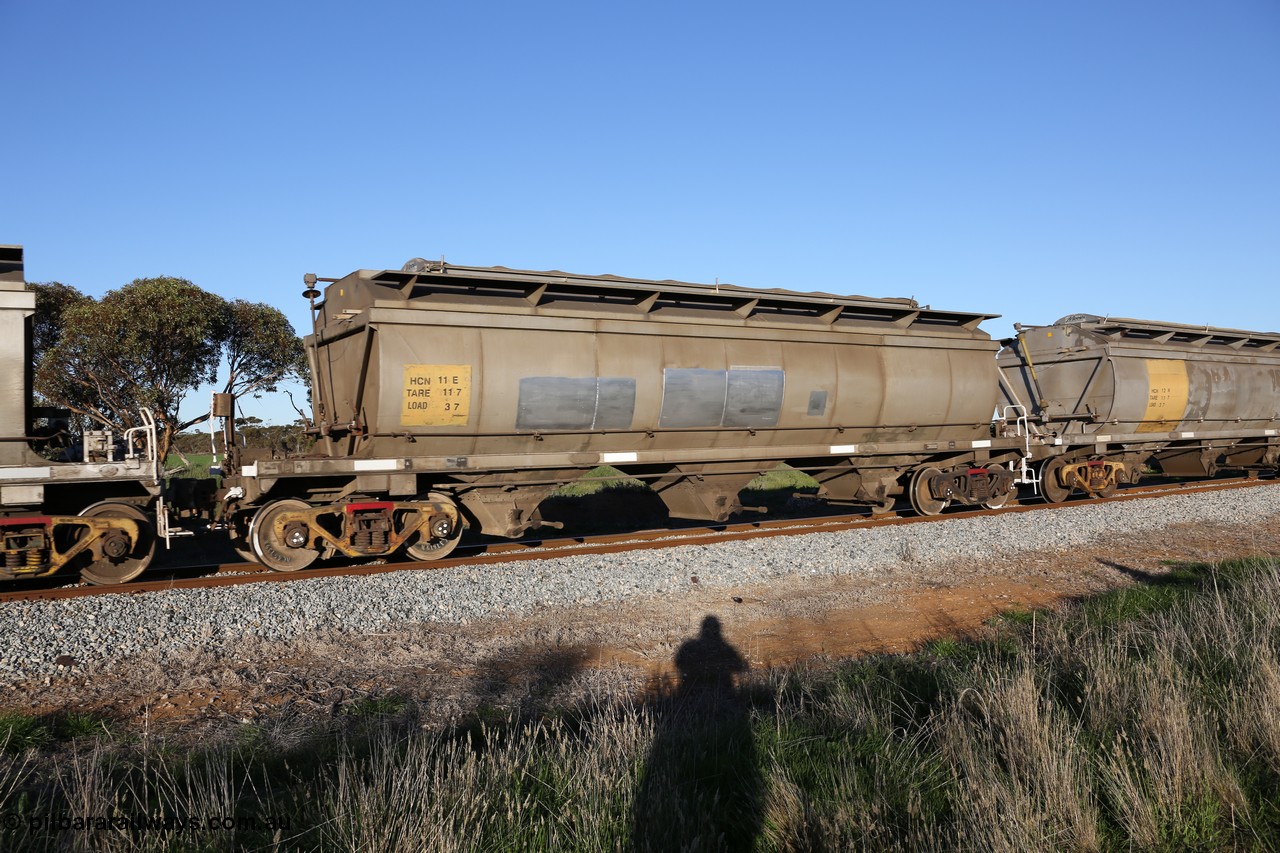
[401,364,472,426]
[1136,359,1188,433]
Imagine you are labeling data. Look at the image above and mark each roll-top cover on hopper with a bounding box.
[313,260,999,337]
[1040,315,1280,351]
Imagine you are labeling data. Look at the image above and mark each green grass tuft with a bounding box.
[551,466,647,498]
[0,713,50,752]
[742,466,820,493]
[343,694,411,719]
[49,711,111,741]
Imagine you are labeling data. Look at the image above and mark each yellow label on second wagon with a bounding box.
[1136,359,1188,433]
[401,364,472,426]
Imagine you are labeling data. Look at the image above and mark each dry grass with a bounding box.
[3,558,1280,851]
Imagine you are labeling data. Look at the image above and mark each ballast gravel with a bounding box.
[3,486,1279,681]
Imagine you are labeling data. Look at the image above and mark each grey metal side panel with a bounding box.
[516,377,636,430]
[330,293,1000,461]
[724,368,784,428]
[517,377,597,430]
[659,368,728,428]
[594,378,638,429]
[0,285,34,466]
[658,368,784,429]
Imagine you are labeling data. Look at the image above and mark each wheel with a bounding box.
[1040,458,1072,504]
[1095,468,1119,499]
[78,502,155,585]
[909,467,949,516]
[982,464,1016,509]
[248,499,320,572]
[405,492,463,561]
[869,495,897,516]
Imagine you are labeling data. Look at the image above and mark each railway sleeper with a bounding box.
[250,499,462,572]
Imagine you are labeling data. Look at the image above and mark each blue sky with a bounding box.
[4,1,1278,424]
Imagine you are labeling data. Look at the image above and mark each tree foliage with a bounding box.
[32,276,307,464]
[222,299,310,399]
[28,282,92,366]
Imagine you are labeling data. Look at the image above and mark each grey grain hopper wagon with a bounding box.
[227,258,1031,568]
[999,315,1280,499]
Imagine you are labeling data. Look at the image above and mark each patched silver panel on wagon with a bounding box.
[516,377,636,431]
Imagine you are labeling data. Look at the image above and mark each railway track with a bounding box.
[2,475,1275,605]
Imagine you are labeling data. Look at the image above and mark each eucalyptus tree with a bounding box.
[32,276,307,467]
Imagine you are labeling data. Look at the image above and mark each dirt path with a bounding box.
[10,516,1280,739]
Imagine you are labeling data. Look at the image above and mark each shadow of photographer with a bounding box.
[631,615,763,851]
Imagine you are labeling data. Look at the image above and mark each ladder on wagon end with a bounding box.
[1000,405,1041,494]
[123,408,171,549]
